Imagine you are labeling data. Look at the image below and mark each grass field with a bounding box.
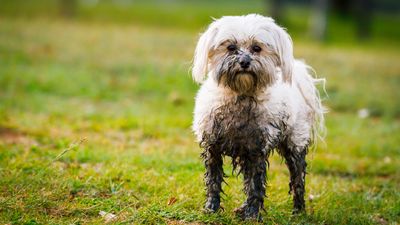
[0,5,400,224]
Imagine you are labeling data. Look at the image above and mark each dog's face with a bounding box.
[192,14,294,95]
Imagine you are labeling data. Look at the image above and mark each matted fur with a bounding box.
[192,14,326,220]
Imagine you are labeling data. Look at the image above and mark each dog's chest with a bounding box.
[202,96,268,157]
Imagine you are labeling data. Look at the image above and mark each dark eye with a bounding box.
[227,44,237,51]
[252,45,262,53]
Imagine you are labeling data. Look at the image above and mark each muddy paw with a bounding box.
[204,197,220,213]
[292,207,306,215]
[235,204,262,222]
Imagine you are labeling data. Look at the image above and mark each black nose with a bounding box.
[239,55,251,69]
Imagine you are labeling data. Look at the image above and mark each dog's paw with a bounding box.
[234,204,263,222]
[293,200,306,215]
[204,197,220,213]
[243,205,262,222]
[233,203,246,217]
[292,207,306,215]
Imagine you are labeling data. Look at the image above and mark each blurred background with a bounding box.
[0,0,399,224]
[1,0,400,43]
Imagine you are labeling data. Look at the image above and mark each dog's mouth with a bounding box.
[224,71,259,95]
[216,59,272,95]
[235,70,256,77]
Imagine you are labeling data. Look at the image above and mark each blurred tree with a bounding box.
[269,0,284,23]
[268,0,375,41]
[310,0,329,40]
[354,0,372,40]
[312,0,373,40]
[304,0,376,41]
[60,0,77,18]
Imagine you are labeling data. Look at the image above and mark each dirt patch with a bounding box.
[0,126,37,146]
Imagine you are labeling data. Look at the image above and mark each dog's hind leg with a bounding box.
[235,155,266,220]
[280,145,308,214]
[202,149,224,213]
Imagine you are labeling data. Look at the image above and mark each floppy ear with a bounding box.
[269,22,295,83]
[192,22,218,83]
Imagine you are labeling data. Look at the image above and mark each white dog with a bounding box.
[191,14,325,220]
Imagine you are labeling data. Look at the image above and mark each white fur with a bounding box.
[192,14,325,149]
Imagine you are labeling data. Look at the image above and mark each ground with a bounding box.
[0,15,399,225]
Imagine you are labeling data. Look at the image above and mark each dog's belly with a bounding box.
[201,96,267,157]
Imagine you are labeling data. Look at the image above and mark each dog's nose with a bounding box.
[239,54,251,69]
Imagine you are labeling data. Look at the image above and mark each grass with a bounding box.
[0,6,400,225]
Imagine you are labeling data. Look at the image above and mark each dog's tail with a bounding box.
[292,60,327,147]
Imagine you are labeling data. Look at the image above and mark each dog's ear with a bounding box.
[192,21,218,83]
[275,26,294,83]
[263,18,294,83]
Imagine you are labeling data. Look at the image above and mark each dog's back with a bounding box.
[292,60,326,144]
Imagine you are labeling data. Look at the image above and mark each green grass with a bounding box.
[0,14,400,225]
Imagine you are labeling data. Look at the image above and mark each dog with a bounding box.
[191,14,325,220]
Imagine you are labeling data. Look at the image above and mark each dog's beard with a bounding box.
[215,55,277,95]
[227,72,257,95]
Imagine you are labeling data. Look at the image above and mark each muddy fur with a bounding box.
[200,96,268,170]
[199,95,306,219]
[278,143,309,213]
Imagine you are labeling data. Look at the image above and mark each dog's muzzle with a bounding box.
[238,54,252,69]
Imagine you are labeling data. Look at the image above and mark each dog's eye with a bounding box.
[252,45,262,53]
[227,44,237,52]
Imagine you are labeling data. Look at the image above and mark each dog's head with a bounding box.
[192,14,294,95]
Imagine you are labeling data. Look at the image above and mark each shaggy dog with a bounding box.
[191,14,325,220]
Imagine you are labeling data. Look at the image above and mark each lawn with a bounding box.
[0,5,400,225]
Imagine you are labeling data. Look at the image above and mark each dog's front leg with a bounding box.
[235,156,266,220]
[202,149,224,213]
[282,146,307,214]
